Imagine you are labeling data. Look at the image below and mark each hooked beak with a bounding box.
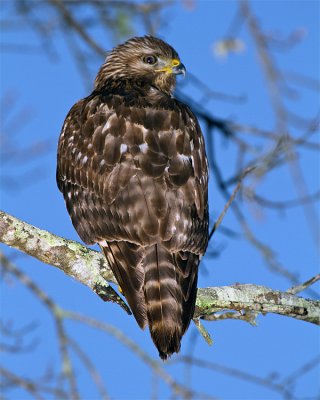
[172,62,186,77]
[155,59,186,77]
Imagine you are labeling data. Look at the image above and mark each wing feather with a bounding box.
[57,87,208,359]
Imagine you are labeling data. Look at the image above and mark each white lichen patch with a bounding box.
[2,229,16,243]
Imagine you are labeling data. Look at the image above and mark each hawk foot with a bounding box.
[94,283,131,315]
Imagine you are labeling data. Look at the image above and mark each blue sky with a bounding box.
[1,1,319,399]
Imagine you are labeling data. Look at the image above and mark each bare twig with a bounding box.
[172,356,292,399]
[192,318,213,346]
[287,274,320,296]
[0,253,79,400]
[0,366,67,399]
[67,338,110,400]
[209,166,255,241]
[240,0,320,248]
[64,311,216,400]
[280,354,320,386]
[246,190,320,210]
[48,0,105,56]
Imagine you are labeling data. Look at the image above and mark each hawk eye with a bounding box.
[143,55,157,65]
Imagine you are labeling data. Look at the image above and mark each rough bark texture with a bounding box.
[1,210,319,325]
[194,286,319,325]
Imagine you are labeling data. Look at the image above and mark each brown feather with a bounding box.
[102,243,147,329]
[57,36,209,360]
[144,243,183,359]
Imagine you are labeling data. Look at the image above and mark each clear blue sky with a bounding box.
[1,1,319,399]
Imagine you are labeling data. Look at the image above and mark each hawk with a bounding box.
[57,36,208,359]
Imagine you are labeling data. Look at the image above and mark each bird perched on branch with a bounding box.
[57,36,208,360]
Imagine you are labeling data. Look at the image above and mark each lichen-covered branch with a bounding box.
[0,210,114,286]
[195,285,319,325]
[1,210,319,325]
[0,210,130,313]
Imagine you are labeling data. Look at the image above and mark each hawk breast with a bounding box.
[57,91,208,253]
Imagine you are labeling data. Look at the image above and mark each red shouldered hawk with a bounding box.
[57,36,208,359]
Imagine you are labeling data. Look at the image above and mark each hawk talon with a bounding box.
[94,283,131,315]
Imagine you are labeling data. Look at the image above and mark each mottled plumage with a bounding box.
[57,36,209,359]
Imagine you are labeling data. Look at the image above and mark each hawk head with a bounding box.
[95,36,186,95]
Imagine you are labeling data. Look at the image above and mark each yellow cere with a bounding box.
[171,59,180,67]
[156,59,180,74]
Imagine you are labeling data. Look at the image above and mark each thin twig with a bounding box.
[67,338,110,400]
[173,356,292,399]
[287,274,320,296]
[209,166,255,241]
[63,311,216,400]
[0,253,79,400]
[280,355,320,386]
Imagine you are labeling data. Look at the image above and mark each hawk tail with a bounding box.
[102,242,199,360]
[143,243,184,360]
[101,242,147,329]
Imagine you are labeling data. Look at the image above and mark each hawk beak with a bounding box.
[155,59,186,76]
[172,62,186,77]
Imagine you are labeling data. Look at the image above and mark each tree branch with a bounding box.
[1,210,319,325]
[195,285,319,325]
[0,210,130,314]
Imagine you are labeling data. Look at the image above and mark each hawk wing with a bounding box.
[57,89,208,358]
